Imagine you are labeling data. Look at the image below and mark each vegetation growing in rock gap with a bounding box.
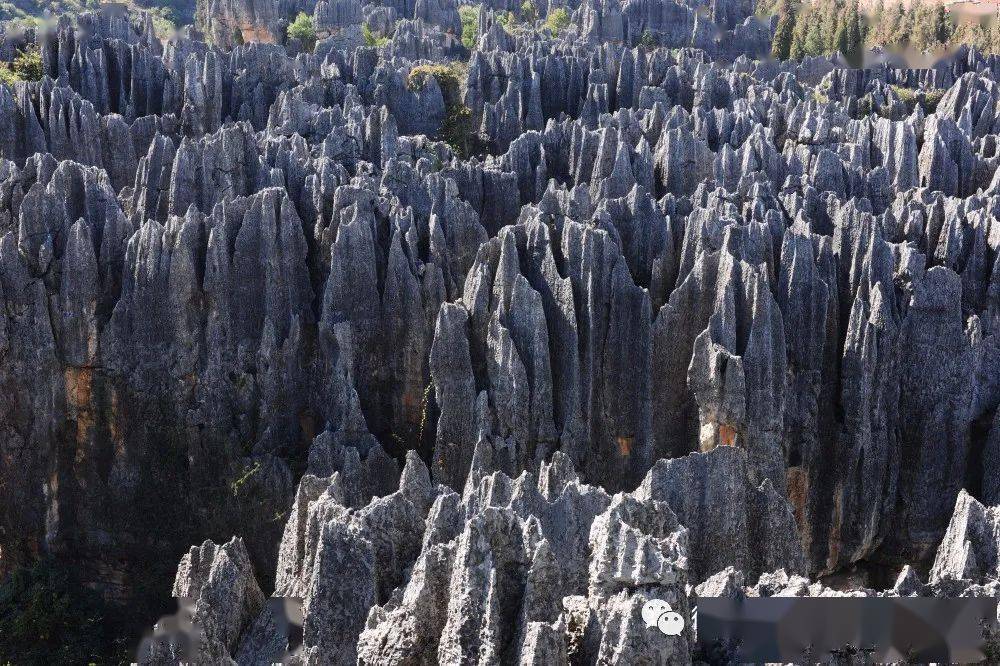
[543,7,570,36]
[459,5,479,47]
[0,559,132,665]
[363,23,390,47]
[520,0,538,23]
[287,11,317,52]
[0,45,42,86]
[408,62,481,156]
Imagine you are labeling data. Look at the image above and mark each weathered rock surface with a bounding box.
[1,3,999,663]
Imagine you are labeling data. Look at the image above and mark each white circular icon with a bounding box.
[657,610,685,636]
[641,599,672,628]
[641,599,686,635]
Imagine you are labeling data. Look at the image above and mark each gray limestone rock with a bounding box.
[930,490,1000,584]
[634,446,807,584]
[5,8,1000,665]
[171,537,266,664]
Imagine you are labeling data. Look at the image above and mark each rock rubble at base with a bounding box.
[148,453,1000,663]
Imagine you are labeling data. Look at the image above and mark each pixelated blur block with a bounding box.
[696,597,999,663]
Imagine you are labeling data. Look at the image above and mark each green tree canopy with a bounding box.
[0,45,42,86]
[521,0,538,23]
[543,7,571,36]
[839,1,863,67]
[287,11,317,52]
[459,5,479,48]
[771,0,796,60]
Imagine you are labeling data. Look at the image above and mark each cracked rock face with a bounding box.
[1,2,1000,663]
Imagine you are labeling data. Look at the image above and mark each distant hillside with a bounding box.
[0,0,99,23]
[0,0,196,28]
[758,0,1000,63]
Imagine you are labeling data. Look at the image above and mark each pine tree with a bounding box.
[790,2,811,59]
[820,0,843,54]
[975,20,991,52]
[879,3,905,48]
[835,8,849,56]
[909,0,930,51]
[771,0,796,60]
[804,8,826,55]
[934,6,952,45]
[840,1,863,66]
[895,4,913,48]
[866,0,884,46]
[988,18,1000,54]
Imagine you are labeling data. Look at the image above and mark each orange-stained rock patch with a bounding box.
[786,465,808,529]
[241,25,276,44]
[65,367,94,446]
[718,423,737,446]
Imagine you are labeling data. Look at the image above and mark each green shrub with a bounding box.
[407,63,479,157]
[149,12,176,39]
[857,94,872,117]
[459,5,479,48]
[639,29,655,48]
[0,559,131,664]
[407,63,463,99]
[890,85,945,114]
[521,0,538,23]
[496,10,515,33]
[0,45,42,86]
[543,7,570,35]
[921,88,945,114]
[891,84,915,106]
[287,11,317,51]
[363,23,389,47]
[442,102,477,157]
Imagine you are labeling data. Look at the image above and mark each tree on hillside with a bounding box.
[987,18,1000,53]
[804,9,826,56]
[934,5,952,44]
[909,0,938,51]
[869,0,895,47]
[818,0,841,53]
[838,0,863,66]
[790,1,811,59]
[865,0,883,46]
[771,0,796,60]
[889,4,909,48]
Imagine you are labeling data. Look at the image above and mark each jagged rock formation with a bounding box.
[1,1,1000,663]
[154,443,707,663]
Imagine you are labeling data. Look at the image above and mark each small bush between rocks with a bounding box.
[0,45,42,86]
[363,23,389,47]
[0,559,132,664]
[543,7,570,36]
[459,5,479,48]
[287,11,317,52]
[407,62,479,157]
